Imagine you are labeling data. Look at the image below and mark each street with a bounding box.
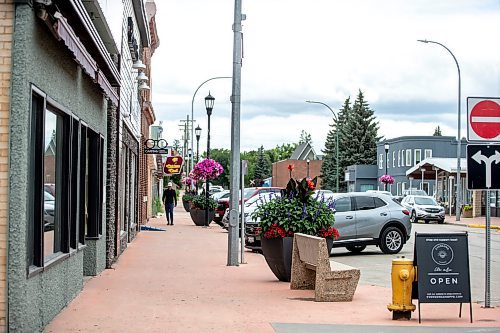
[330,223,500,306]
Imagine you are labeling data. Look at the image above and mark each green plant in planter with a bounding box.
[190,194,217,211]
[253,171,339,239]
[463,204,473,211]
[182,192,195,202]
[152,197,163,215]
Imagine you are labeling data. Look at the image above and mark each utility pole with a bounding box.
[228,0,244,266]
[179,115,190,180]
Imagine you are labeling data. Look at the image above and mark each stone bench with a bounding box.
[290,233,360,302]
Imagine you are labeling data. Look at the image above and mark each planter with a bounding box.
[261,236,333,282]
[462,209,473,218]
[189,207,214,226]
[182,200,191,212]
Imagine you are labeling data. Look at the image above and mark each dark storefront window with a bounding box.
[28,87,104,273]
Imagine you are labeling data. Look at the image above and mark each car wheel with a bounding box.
[437,218,444,224]
[346,245,366,253]
[380,227,404,254]
[424,220,430,224]
[410,211,417,223]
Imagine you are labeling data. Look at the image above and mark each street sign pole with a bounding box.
[485,189,491,308]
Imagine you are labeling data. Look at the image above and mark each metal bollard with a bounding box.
[387,257,416,320]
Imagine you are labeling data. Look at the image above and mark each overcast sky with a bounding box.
[150,0,500,153]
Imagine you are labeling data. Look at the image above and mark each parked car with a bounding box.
[366,190,392,196]
[44,190,55,231]
[211,190,230,202]
[246,192,412,255]
[215,187,282,223]
[402,189,428,197]
[401,195,445,224]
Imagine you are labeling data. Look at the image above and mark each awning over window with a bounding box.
[54,12,119,106]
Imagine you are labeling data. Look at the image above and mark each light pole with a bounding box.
[195,125,202,194]
[195,125,202,163]
[418,39,461,221]
[204,92,214,227]
[384,142,389,191]
[306,159,310,178]
[191,77,231,176]
[306,100,339,192]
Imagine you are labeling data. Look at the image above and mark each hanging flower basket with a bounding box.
[379,174,394,185]
[190,159,224,181]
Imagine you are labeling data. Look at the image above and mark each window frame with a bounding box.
[425,149,433,159]
[392,151,395,168]
[405,149,412,166]
[414,149,422,165]
[379,154,383,169]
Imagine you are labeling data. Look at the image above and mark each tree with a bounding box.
[205,148,231,188]
[320,97,351,191]
[433,126,442,136]
[299,130,312,145]
[253,145,271,186]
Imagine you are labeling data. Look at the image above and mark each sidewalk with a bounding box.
[444,214,500,229]
[45,207,500,333]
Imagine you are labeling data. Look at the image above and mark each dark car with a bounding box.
[215,187,282,223]
[44,190,55,231]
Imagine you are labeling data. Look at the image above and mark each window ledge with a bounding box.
[77,243,87,252]
[27,252,70,279]
[85,235,102,241]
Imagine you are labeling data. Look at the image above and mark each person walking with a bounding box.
[162,182,177,225]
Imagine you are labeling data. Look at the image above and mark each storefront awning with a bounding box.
[406,158,467,179]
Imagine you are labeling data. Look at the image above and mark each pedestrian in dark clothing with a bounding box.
[162,182,177,225]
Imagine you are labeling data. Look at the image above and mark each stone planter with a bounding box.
[189,207,214,226]
[261,236,333,282]
[462,209,473,218]
[182,200,191,212]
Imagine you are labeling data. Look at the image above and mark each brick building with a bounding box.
[272,143,323,188]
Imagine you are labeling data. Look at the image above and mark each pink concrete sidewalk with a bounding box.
[45,206,500,332]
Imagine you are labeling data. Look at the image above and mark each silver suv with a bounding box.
[401,195,445,224]
[327,192,412,254]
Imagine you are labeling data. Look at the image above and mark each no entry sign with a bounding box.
[467,97,500,142]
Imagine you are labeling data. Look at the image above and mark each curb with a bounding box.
[466,224,500,230]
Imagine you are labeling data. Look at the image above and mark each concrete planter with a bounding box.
[462,209,473,218]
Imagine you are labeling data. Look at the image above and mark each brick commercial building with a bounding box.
[272,143,323,188]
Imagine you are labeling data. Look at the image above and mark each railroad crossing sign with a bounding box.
[466,144,500,190]
[467,97,500,142]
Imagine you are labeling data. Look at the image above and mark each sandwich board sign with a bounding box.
[413,232,472,323]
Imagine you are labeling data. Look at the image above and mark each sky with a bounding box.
[150,0,500,154]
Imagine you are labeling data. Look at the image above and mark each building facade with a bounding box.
[376,136,466,196]
[7,1,119,331]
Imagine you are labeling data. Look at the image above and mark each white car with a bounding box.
[367,190,392,197]
[401,195,445,224]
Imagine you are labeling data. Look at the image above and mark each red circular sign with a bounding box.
[470,100,500,139]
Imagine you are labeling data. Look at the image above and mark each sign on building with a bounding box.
[144,139,171,155]
[163,156,183,175]
[467,97,500,142]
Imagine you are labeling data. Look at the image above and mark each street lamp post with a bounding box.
[195,125,202,194]
[418,39,461,221]
[191,77,231,176]
[204,92,214,227]
[384,143,389,191]
[306,100,339,192]
[306,159,310,178]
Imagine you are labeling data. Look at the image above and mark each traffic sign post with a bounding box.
[466,143,499,308]
[467,97,500,142]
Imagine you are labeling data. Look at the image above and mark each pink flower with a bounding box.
[379,174,394,184]
[190,159,224,181]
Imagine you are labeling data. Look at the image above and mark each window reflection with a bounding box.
[44,110,59,260]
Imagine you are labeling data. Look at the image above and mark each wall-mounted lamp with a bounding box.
[138,81,150,91]
[137,72,148,82]
[132,59,146,70]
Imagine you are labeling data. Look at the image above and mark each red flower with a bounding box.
[263,223,287,239]
[287,164,294,171]
[307,180,315,189]
[319,226,340,240]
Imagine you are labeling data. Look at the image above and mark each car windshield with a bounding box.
[243,188,257,199]
[245,193,280,207]
[414,197,437,205]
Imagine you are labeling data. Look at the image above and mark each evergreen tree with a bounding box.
[339,91,380,187]
[433,126,442,136]
[299,130,312,145]
[321,97,350,192]
[253,145,270,186]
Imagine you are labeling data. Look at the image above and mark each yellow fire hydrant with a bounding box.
[387,257,416,320]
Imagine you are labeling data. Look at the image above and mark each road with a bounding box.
[330,223,500,306]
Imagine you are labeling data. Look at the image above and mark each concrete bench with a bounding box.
[290,233,360,302]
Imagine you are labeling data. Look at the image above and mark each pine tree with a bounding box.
[433,126,442,136]
[299,130,312,145]
[254,145,270,186]
[321,97,351,192]
[340,91,380,186]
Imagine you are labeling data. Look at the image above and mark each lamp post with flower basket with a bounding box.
[253,164,339,281]
[380,174,395,190]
